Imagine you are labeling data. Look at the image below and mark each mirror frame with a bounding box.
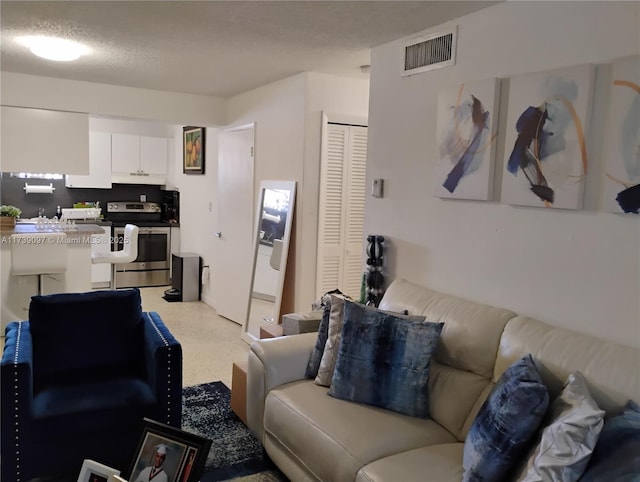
[241,180,296,344]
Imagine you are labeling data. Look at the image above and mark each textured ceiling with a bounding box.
[1,1,498,98]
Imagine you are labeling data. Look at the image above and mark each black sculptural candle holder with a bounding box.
[366,235,384,307]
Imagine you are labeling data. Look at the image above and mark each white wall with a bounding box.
[366,1,640,347]
[226,74,307,311]
[170,126,219,307]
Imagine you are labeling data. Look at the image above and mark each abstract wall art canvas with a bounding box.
[433,78,500,200]
[602,55,640,214]
[501,64,595,210]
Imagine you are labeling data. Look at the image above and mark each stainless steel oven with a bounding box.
[107,202,171,288]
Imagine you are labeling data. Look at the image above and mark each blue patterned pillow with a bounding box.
[463,354,549,482]
[580,399,640,482]
[305,303,331,378]
[328,300,443,418]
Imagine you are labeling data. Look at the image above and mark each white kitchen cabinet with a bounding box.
[91,225,112,288]
[111,134,168,185]
[65,132,112,188]
[140,136,168,176]
[1,106,89,175]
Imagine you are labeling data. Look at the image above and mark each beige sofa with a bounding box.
[247,279,639,481]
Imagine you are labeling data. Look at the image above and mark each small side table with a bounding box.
[231,360,248,425]
[259,323,283,339]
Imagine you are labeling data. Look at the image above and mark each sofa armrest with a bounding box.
[1,321,34,482]
[143,312,183,427]
[247,332,317,440]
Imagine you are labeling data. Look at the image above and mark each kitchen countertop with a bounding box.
[1,223,104,237]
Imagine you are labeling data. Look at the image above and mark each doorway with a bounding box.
[215,124,255,325]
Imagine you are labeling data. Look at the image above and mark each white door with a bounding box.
[316,123,368,299]
[215,125,255,324]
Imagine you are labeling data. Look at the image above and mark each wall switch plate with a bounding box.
[140,194,147,202]
[372,179,384,198]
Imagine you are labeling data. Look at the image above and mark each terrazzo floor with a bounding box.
[140,286,251,388]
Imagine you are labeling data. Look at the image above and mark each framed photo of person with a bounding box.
[183,126,206,174]
[77,459,120,482]
[125,418,211,482]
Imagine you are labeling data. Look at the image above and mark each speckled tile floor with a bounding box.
[140,286,251,388]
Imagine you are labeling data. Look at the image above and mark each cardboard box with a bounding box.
[231,360,248,425]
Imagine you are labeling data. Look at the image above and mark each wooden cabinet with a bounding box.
[65,132,112,189]
[111,134,168,184]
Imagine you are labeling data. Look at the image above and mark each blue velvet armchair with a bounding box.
[1,289,182,481]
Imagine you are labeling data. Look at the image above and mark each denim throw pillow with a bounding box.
[463,354,549,482]
[580,399,640,481]
[315,295,426,387]
[521,371,604,482]
[305,302,331,379]
[328,299,443,418]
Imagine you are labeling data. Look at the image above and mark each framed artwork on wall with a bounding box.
[433,77,501,200]
[500,64,595,210]
[183,126,205,174]
[602,55,640,214]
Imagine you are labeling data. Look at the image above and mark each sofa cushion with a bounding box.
[328,300,443,418]
[495,315,640,414]
[315,296,426,387]
[463,354,549,482]
[305,303,331,379]
[355,443,463,482]
[264,380,457,482]
[29,289,145,391]
[579,399,640,481]
[518,371,604,482]
[33,377,155,418]
[379,279,516,380]
[429,361,492,441]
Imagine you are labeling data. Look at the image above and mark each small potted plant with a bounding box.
[0,205,22,228]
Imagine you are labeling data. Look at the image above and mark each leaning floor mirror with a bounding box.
[242,180,296,343]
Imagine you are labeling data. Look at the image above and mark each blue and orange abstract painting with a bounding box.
[501,64,594,210]
[603,55,640,214]
[434,78,500,200]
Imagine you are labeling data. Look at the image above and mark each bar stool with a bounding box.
[269,238,284,271]
[91,224,139,289]
[11,232,67,296]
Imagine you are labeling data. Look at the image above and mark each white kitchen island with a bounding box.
[0,223,104,329]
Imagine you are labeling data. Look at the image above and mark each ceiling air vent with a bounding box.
[402,27,457,76]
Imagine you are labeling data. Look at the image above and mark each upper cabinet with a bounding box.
[1,106,89,174]
[65,132,112,189]
[111,133,168,185]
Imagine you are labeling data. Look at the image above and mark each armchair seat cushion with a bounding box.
[34,377,156,419]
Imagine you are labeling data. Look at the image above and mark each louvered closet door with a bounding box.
[316,123,368,299]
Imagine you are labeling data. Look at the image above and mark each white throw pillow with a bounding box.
[314,294,346,386]
[520,371,605,482]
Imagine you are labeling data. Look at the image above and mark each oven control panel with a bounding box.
[107,202,161,213]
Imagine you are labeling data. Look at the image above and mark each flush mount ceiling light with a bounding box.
[16,35,90,61]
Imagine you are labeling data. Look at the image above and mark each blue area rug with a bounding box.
[181,381,287,481]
